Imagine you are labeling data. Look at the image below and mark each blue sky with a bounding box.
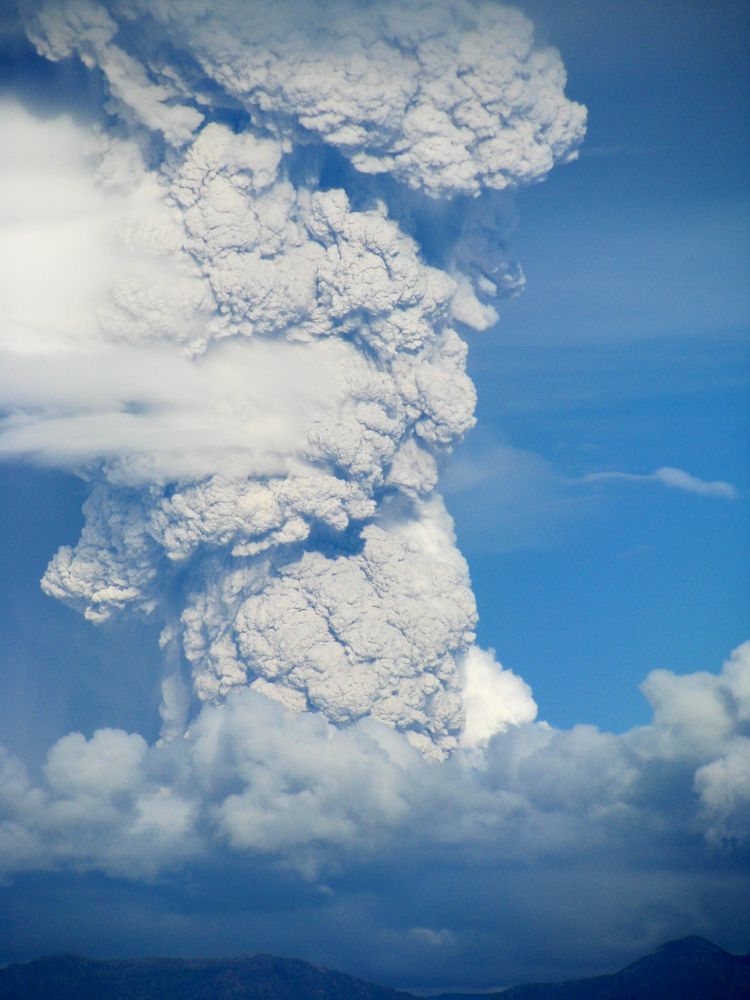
[0,0,748,992]
[447,0,750,730]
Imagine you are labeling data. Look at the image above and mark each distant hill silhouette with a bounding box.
[0,936,748,1000]
[0,954,412,1000]
[430,937,750,1000]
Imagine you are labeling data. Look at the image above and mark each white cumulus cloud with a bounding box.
[0,642,748,880]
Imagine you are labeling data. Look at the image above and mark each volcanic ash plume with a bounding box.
[11,0,586,757]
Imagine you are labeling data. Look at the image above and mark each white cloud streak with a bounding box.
[582,467,739,499]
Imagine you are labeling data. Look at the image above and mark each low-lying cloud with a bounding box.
[1,641,748,880]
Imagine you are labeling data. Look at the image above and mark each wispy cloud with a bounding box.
[578,142,652,159]
[443,440,580,552]
[581,466,738,500]
[444,437,738,557]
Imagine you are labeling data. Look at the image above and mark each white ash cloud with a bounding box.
[4,0,587,755]
[181,498,477,756]
[460,645,536,747]
[20,0,586,197]
[0,99,482,754]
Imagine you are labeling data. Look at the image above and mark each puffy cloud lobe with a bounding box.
[696,743,750,846]
[190,693,413,863]
[460,645,537,748]
[230,501,477,756]
[0,730,198,879]
[44,728,148,800]
[636,642,750,846]
[149,474,376,561]
[178,499,478,756]
[22,0,586,197]
[41,483,160,623]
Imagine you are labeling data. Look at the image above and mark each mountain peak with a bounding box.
[655,936,728,957]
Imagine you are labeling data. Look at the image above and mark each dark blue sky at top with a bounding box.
[0,0,748,754]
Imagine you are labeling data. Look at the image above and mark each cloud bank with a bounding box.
[1,641,748,880]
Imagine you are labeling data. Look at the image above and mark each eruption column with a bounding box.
[16,0,586,756]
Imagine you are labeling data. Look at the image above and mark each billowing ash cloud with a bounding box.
[21,0,585,196]
[3,0,586,756]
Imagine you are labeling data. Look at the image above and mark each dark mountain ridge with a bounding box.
[432,937,750,1000]
[0,953,411,1000]
[1,936,748,1000]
